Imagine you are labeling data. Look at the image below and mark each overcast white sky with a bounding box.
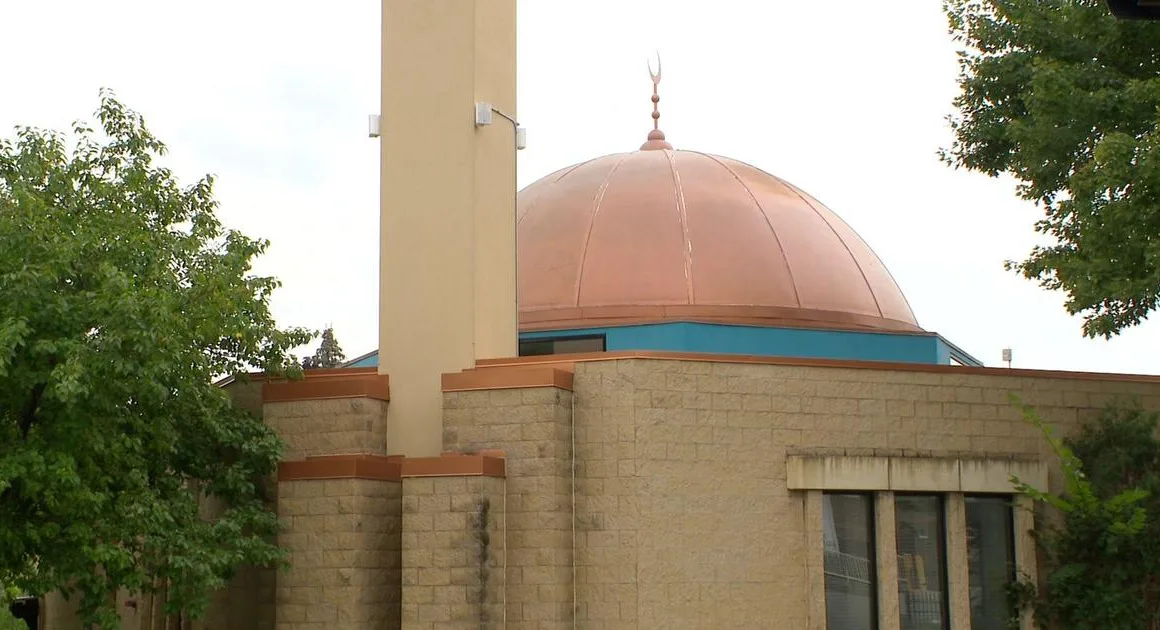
[2,0,1156,374]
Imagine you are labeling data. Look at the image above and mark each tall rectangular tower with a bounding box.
[379,0,519,457]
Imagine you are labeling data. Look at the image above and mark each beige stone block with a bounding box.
[711,392,743,411]
[416,603,453,623]
[740,393,771,411]
[304,603,337,623]
[772,396,804,413]
[650,390,684,408]
[680,391,713,410]
[886,399,915,417]
[955,387,984,403]
[417,568,451,587]
[884,431,917,450]
[664,371,697,391]
[980,419,1014,437]
[432,512,467,532]
[942,402,971,419]
[405,478,435,495]
[695,374,729,393]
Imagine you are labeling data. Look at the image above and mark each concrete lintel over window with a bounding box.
[786,455,1047,494]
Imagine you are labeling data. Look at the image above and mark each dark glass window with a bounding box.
[518,335,605,357]
[824,493,878,630]
[966,496,1015,630]
[895,495,949,630]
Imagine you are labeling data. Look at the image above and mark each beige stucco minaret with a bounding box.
[378,0,519,457]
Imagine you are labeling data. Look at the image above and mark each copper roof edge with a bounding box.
[517,304,926,335]
[472,350,1160,383]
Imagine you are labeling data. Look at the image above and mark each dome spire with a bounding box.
[640,52,673,151]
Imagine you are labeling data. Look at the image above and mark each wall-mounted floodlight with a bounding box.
[476,101,527,150]
[474,102,494,126]
[368,114,381,138]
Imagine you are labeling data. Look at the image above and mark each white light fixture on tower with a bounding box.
[474,102,493,126]
[368,114,381,138]
[475,101,527,150]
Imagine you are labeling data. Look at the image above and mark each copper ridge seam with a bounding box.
[774,175,884,319]
[573,153,631,305]
[517,158,602,227]
[663,150,695,303]
[700,152,802,308]
[786,181,920,326]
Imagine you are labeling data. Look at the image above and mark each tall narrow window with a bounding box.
[966,496,1015,630]
[895,495,949,630]
[823,493,878,630]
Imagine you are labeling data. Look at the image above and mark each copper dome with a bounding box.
[516,147,921,333]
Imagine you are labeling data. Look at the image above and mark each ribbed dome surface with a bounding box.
[516,148,920,333]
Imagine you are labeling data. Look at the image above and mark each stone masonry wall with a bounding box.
[442,388,574,628]
[567,357,1160,630]
[200,564,276,629]
[401,475,506,629]
[195,488,276,630]
[265,398,389,461]
[275,477,402,630]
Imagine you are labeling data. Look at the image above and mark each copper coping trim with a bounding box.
[442,365,573,392]
[518,305,926,334]
[401,453,506,478]
[264,370,389,403]
[277,453,506,481]
[278,454,401,482]
[474,350,1160,384]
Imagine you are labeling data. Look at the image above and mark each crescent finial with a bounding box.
[639,51,673,150]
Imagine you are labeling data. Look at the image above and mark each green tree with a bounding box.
[943,0,1160,338]
[0,608,24,630]
[0,587,23,630]
[301,326,345,369]
[0,92,313,627]
[1010,397,1160,628]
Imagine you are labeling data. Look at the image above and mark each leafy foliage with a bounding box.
[0,92,313,626]
[943,0,1160,337]
[1009,396,1160,628]
[0,588,23,630]
[301,327,345,369]
[0,609,24,630]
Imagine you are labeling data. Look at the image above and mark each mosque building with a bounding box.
[33,0,1160,628]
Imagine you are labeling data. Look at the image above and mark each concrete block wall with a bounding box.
[441,383,575,629]
[201,564,277,629]
[401,475,506,629]
[562,356,1160,629]
[40,355,1160,629]
[41,591,81,630]
[572,358,801,629]
[193,484,278,630]
[264,372,399,630]
[275,477,403,630]
[265,398,390,461]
